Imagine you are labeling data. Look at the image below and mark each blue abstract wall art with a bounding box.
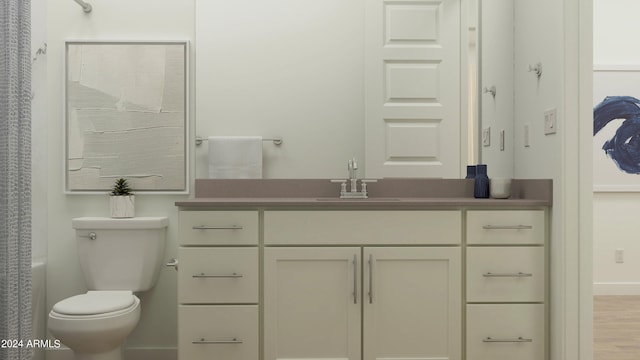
[594,96,640,174]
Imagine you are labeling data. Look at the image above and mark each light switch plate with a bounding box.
[544,108,557,135]
[482,127,491,147]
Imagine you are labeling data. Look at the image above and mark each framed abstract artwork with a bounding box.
[593,65,640,191]
[64,41,189,193]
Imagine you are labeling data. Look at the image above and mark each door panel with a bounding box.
[264,247,362,360]
[366,0,461,177]
[363,247,461,360]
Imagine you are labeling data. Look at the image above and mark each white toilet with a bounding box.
[48,217,168,360]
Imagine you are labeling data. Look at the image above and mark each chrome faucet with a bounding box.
[348,158,358,193]
[332,158,376,199]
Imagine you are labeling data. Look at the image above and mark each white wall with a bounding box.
[45,0,195,355]
[592,0,640,295]
[478,0,514,178]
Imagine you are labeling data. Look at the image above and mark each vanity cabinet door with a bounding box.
[263,247,362,360]
[363,247,461,360]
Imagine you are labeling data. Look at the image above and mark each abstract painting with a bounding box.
[64,41,188,193]
[593,66,640,191]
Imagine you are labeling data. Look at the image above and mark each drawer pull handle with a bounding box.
[192,225,244,230]
[192,272,244,278]
[483,336,533,343]
[483,272,533,278]
[482,225,533,230]
[192,338,243,344]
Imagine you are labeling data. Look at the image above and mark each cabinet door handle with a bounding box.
[483,272,533,278]
[483,336,533,343]
[353,255,358,304]
[482,225,533,230]
[368,254,373,304]
[192,225,244,230]
[192,338,243,344]
[192,272,243,278]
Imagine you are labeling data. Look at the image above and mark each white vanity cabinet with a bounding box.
[263,210,462,360]
[465,210,547,360]
[177,211,259,360]
[176,206,548,360]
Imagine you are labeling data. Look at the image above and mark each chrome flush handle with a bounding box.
[78,232,97,240]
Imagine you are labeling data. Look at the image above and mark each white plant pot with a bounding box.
[110,195,135,218]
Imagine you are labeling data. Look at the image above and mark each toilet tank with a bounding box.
[72,217,169,292]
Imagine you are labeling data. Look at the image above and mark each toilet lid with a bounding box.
[53,291,136,315]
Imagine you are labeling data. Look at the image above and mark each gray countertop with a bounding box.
[175,179,552,208]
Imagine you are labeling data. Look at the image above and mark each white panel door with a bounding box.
[365,0,462,177]
[363,247,461,360]
[264,247,362,360]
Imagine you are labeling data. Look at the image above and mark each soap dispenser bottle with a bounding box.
[474,164,490,198]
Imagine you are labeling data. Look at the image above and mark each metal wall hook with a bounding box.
[528,62,543,78]
[73,0,92,13]
[32,43,47,64]
[483,86,496,98]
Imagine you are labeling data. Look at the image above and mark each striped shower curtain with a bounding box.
[0,0,32,359]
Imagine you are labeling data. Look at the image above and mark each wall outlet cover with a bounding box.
[615,248,624,264]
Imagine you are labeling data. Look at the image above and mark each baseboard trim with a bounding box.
[124,347,177,360]
[593,282,640,295]
[46,347,177,360]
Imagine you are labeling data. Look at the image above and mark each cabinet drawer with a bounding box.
[467,210,545,245]
[179,305,258,360]
[467,247,544,302]
[264,210,462,245]
[179,211,258,245]
[179,248,258,304]
[467,304,545,360]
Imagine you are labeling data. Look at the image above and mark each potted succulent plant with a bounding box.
[109,178,135,218]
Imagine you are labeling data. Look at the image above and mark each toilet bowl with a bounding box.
[48,217,168,360]
[48,291,140,360]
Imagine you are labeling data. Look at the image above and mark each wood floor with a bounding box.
[594,296,640,360]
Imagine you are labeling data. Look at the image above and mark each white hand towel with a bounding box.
[208,136,263,179]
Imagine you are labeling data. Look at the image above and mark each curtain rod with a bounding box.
[73,0,92,13]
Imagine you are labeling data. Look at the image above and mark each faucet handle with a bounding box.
[331,179,348,195]
[360,179,377,196]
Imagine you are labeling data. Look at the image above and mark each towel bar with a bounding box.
[195,136,282,146]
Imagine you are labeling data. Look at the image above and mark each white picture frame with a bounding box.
[64,40,189,194]
[593,65,640,192]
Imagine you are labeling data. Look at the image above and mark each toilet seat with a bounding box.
[52,291,136,316]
